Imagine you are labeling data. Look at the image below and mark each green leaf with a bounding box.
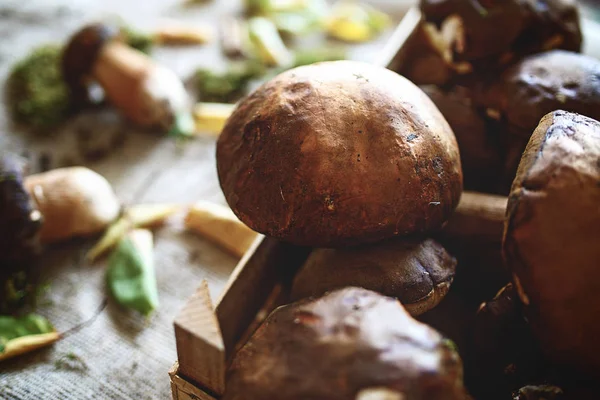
[169,111,196,139]
[107,230,158,316]
[247,17,293,67]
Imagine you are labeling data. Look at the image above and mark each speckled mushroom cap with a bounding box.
[419,0,581,62]
[420,85,501,192]
[482,51,600,139]
[216,61,462,247]
[503,110,600,377]
[291,238,456,316]
[480,50,600,190]
[223,287,467,400]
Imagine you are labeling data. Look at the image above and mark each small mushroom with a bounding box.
[512,385,564,400]
[476,51,600,191]
[468,284,547,400]
[419,0,581,63]
[223,287,468,400]
[420,85,502,193]
[503,110,600,377]
[24,167,121,243]
[62,23,192,135]
[290,238,456,316]
[217,60,462,247]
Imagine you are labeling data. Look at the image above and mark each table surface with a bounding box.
[0,1,409,399]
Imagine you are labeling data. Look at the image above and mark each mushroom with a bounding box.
[468,284,548,400]
[223,287,468,400]
[217,60,462,247]
[512,385,564,400]
[0,154,42,313]
[290,238,456,316]
[420,85,502,193]
[503,110,600,377]
[24,167,121,243]
[62,23,192,135]
[419,0,581,64]
[476,51,600,191]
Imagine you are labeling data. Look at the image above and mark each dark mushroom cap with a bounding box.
[62,23,120,106]
[217,61,462,247]
[419,0,581,62]
[503,110,600,377]
[224,287,467,400]
[483,51,600,138]
[513,385,564,400]
[420,85,502,192]
[291,238,456,316]
[0,153,42,313]
[469,284,548,399]
[0,154,42,262]
[420,0,528,61]
[478,50,600,190]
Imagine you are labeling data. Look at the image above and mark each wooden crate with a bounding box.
[169,8,424,399]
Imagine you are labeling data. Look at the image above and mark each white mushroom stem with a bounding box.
[24,167,121,244]
[185,201,258,258]
[93,41,190,130]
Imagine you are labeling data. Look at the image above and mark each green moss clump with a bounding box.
[195,60,266,103]
[7,45,71,130]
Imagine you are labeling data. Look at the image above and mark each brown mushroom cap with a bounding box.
[224,287,467,400]
[478,50,600,191]
[419,0,581,63]
[420,85,502,192]
[62,23,120,106]
[291,238,456,316]
[217,61,462,247]
[483,51,600,138]
[503,110,600,377]
[420,0,528,62]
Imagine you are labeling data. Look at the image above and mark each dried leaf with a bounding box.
[87,203,180,262]
[107,229,158,316]
[185,201,258,258]
[193,103,237,136]
[0,314,59,361]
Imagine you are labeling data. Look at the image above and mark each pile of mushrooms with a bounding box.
[215,60,472,398]
[213,11,600,396]
[395,0,600,196]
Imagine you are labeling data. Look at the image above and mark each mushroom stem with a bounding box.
[94,41,190,131]
[63,23,192,135]
[441,191,507,242]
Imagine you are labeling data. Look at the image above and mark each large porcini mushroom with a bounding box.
[291,238,456,316]
[223,287,468,400]
[503,110,600,377]
[62,23,192,135]
[217,60,462,247]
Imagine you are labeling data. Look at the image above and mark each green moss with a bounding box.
[7,45,71,129]
[195,60,266,103]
